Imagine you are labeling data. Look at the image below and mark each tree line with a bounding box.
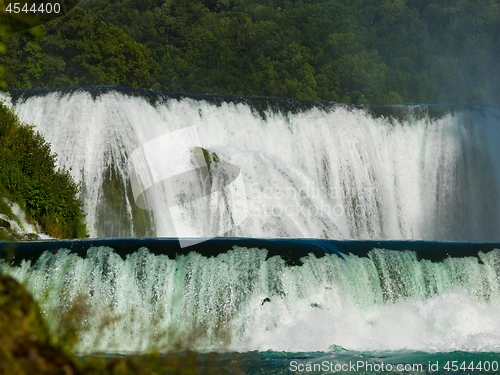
[2,0,500,105]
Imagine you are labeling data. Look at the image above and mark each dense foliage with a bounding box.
[2,0,500,104]
[0,3,43,90]
[1,7,160,89]
[0,104,87,238]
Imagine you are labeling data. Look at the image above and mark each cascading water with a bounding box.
[3,87,500,373]
[5,87,500,241]
[2,239,500,354]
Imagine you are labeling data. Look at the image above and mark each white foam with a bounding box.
[11,91,500,241]
[0,198,51,238]
[3,246,500,354]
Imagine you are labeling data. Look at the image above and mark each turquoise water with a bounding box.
[235,350,500,374]
[4,89,500,373]
[1,238,500,374]
[196,350,500,374]
[88,350,500,374]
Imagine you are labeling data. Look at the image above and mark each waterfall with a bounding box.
[2,240,500,353]
[5,87,500,241]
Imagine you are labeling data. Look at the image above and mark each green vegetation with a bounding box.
[1,6,160,89]
[0,103,87,238]
[2,0,499,105]
[0,0,43,90]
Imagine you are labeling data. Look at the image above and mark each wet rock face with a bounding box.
[0,199,47,240]
[21,233,40,241]
[0,220,40,241]
[0,218,11,228]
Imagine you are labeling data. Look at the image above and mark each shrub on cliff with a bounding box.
[0,103,87,238]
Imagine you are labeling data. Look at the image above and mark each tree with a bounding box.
[1,7,161,89]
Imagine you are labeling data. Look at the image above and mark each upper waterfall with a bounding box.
[5,87,500,241]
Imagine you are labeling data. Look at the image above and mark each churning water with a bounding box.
[5,87,500,241]
[2,87,500,373]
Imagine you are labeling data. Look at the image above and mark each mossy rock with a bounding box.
[0,227,17,241]
[0,218,11,228]
[193,146,221,185]
[97,165,156,237]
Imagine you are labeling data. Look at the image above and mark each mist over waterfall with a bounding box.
[6,87,500,241]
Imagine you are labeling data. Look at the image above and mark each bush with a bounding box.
[0,103,88,238]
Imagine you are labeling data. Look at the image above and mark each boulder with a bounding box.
[22,233,40,241]
[0,218,11,228]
